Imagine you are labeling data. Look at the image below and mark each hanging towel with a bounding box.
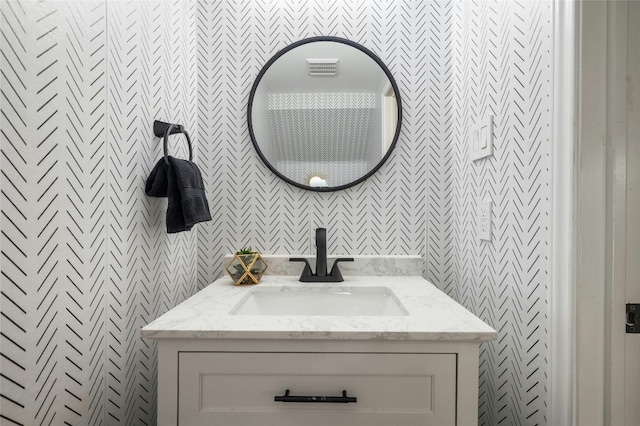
[145,156,212,233]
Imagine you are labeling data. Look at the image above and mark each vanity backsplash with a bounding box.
[222,254,424,277]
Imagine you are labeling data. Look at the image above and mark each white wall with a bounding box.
[196,1,553,425]
[196,0,430,276]
[0,1,553,424]
[446,2,552,424]
[0,1,199,424]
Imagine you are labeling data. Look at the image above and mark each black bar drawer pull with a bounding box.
[274,389,357,403]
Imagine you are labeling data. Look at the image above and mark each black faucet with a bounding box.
[290,228,354,282]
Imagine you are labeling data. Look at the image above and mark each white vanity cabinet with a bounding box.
[157,339,480,426]
[143,276,496,426]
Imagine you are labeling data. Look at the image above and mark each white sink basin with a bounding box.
[230,286,408,316]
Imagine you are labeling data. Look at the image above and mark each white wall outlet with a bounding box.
[469,116,493,161]
[478,201,492,241]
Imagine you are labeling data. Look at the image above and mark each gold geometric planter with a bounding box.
[225,250,268,286]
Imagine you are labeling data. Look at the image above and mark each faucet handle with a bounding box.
[329,257,354,282]
[289,258,313,280]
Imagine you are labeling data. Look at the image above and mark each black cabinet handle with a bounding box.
[274,389,357,403]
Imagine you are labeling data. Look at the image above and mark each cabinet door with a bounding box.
[178,352,456,426]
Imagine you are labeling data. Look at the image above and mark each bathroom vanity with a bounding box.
[142,275,496,426]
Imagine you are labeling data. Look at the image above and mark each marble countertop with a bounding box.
[141,276,497,342]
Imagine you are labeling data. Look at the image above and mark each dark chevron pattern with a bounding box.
[196,0,428,287]
[0,1,34,423]
[426,1,456,298]
[450,1,551,425]
[196,0,314,287]
[1,1,109,424]
[105,1,198,424]
[197,1,550,426]
[1,0,551,425]
[1,0,198,424]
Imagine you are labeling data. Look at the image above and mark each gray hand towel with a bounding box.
[145,156,212,233]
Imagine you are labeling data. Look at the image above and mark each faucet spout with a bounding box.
[289,227,354,282]
[315,228,327,276]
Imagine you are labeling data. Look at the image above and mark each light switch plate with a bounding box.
[470,116,493,161]
[478,201,492,241]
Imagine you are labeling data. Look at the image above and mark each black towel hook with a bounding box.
[153,120,193,165]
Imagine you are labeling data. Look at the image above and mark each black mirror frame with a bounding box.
[247,36,403,192]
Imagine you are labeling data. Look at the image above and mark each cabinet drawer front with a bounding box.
[178,352,456,426]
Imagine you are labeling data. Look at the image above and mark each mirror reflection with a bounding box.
[248,37,401,191]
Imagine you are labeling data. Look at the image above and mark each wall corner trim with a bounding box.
[550,1,578,425]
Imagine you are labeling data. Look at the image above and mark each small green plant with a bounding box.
[226,247,267,285]
[233,247,258,275]
[236,247,255,267]
[236,247,255,255]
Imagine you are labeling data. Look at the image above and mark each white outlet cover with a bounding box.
[470,116,493,161]
[478,200,492,241]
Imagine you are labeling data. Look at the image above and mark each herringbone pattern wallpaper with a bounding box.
[196,0,429,286]
[197,1,551,426]
[1,0,551,425]
[450,1,551,425]
[0,1,198,424]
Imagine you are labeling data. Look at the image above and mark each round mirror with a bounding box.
[248,36,402,191]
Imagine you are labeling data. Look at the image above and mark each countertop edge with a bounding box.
[140,329,498,342]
